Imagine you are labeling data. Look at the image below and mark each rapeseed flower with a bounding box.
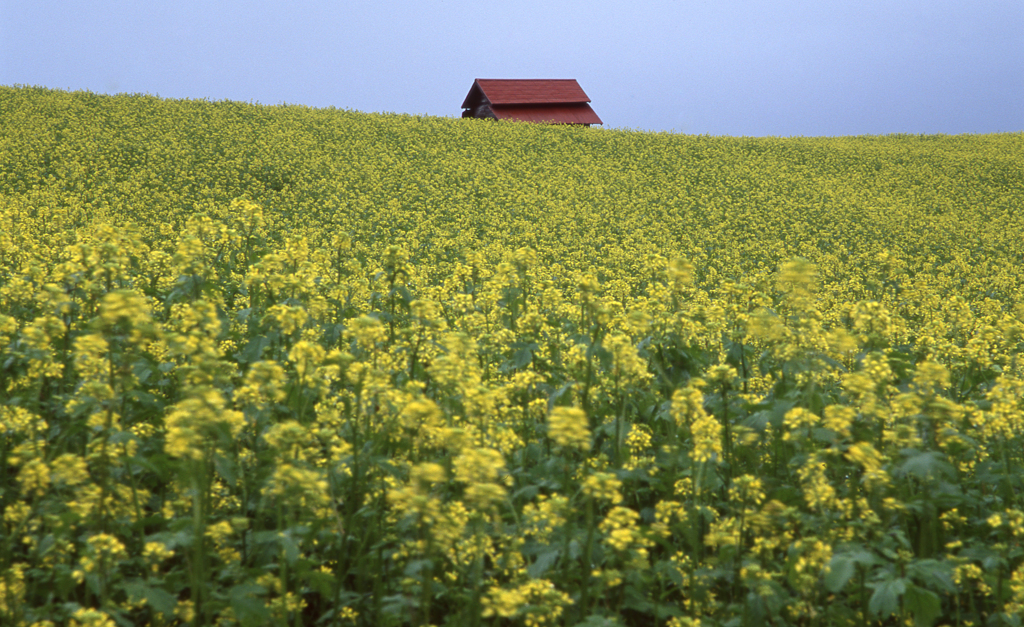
[453,446,506,507]
[691,412,723,464]
[68,608,117,627]
[844,441,890,490]
[164,387,245,459]
[582,471,623,504]
[3,86,1023,626]
[547,406,590,450]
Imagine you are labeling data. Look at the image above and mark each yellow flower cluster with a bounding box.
[1,85,1023,626]
[547,406,591,451]
[482,579,573,625]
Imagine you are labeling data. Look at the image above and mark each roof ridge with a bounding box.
[470,78,592,105]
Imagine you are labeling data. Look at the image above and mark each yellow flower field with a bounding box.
[1,85,1023,626]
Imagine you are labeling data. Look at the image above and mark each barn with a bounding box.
[460,79,602,126]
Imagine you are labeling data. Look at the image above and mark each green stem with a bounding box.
[614,382,624,467]
[191,461,207,627]
[469,519,485,627]
[581,496,595,618]
[121,443,147,568]
[418,526,433,627]
[721,383,732,487]
[859,565,868,627]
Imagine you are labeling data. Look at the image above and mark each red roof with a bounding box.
[463,79,593,106]
[461,79,602,125]
[489,104,602,125]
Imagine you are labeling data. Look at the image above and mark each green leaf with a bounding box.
[621,585,658,614]
[527,547,560,579]
[249,530,281,546]
[575,615,623,627]
[122,580,177,616]
[825,555,857,592]
[281,533,300,565]
[907,558,955,594]
[510,345,534,369]
[213,453,239,487]
[237,335,272,364]
[304,567,335,597]
[230,583,270,626]
[895,450,955,482]
[903,583,941,627]
[868,576,907,618]
[144,586,178,616]
[403,559,433,578]
[84,572,103,596]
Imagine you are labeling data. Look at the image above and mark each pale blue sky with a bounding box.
[2,0,1021,136]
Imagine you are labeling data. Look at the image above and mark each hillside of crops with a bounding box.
[1,85,1023,627]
